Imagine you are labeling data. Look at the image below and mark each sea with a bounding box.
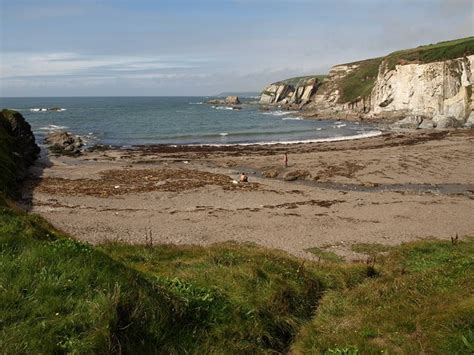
[0,96,381,147]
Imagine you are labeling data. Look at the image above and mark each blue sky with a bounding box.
[1,0,472,96]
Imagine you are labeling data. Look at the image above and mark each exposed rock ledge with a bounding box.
[45,131,84,156]
[207,95,241,107]
[0,109,40,180]
[259,38,474,127]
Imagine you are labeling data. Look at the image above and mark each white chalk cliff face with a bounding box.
[372,55,474,123]
[261,55,474,124]
[260,78,321,106]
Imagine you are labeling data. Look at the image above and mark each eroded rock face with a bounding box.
[435,116,463,129]
[0,109,40,176]
[418,119,435,129]
[391,115,425,129]
[261,52,474,124]
[225,96,241,105]
[260,78,321,106]
[207,96,241,106]
[372,55,474,124]
[45,131,83,155]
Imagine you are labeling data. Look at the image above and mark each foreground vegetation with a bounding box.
[2,199,472,353]
[1,110,473,353]
[294,238,474,354]
[0,201,371,353]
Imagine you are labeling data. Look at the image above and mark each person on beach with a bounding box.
[283,153,288,167]
[240,172,248,182]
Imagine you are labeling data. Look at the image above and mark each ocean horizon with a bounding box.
[0,96,380,147]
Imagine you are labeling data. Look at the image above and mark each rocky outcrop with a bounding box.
[260,38,474,125]
[45,130,83,155]
[225,96,241,105]
[307,62,376,118]
[372,55,474,125]
[391,115,424,129]
[0,109,40,176]
[207,96,241,106]
[260,77,322,106]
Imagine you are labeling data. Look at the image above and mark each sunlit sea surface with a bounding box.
[0,96,380,147]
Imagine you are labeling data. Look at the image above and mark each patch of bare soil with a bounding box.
[35,168,261,197]
[315,161,366,180]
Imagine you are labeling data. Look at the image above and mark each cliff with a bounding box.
[372,55,474,125]
[261,37,474,125]
[0,109,40,196]
[260,76,326,107]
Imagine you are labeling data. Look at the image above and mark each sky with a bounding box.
[0,0,472,97]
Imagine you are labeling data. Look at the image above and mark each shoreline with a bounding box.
[111,129,384,150]
[23,128,474,260]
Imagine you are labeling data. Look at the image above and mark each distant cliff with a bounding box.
[260,37,474,126]
[260,76,326,107]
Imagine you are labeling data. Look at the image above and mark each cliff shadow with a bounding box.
[20,146,54,212]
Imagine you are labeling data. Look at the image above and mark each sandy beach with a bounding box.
[21,129,474,260]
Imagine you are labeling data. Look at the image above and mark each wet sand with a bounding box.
[22,129,474,260]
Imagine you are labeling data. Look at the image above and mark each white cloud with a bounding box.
[0,52,207,79]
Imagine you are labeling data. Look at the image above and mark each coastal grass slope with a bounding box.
[275,75,327,87]
[271,36,474,104]
[2,201,472,353]
[0,200,370,353]
[293,238,474,354]
[337,36,474,103]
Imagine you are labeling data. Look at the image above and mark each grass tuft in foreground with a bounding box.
[1,200,472,353]
[0,202,371,353]
[292,237,474,354]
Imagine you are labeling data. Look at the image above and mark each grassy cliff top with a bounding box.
[340,36,474,68]
[385,36,474,68]
[273,75,327,87]
[335,36,474,103]
[268,37,474,104]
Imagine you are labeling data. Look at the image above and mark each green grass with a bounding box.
[350,243,393,257]
[0,202,372,353]
[274,75,327,87]
[292,237,474,354]
[306,247,344,263]
[0,206,188,353]
[100,242,376,353]
[385,36,474,70]
[1,203,473,353]
[337,57,384,103]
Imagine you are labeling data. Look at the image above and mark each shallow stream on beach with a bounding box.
[1,96,380,146]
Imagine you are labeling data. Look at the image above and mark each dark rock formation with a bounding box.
[0,109,40,178]
[45,130,83,155]
[207,96,241,106]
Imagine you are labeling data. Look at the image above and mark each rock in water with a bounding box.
[225,96,241,105]
[45,130,83,155]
